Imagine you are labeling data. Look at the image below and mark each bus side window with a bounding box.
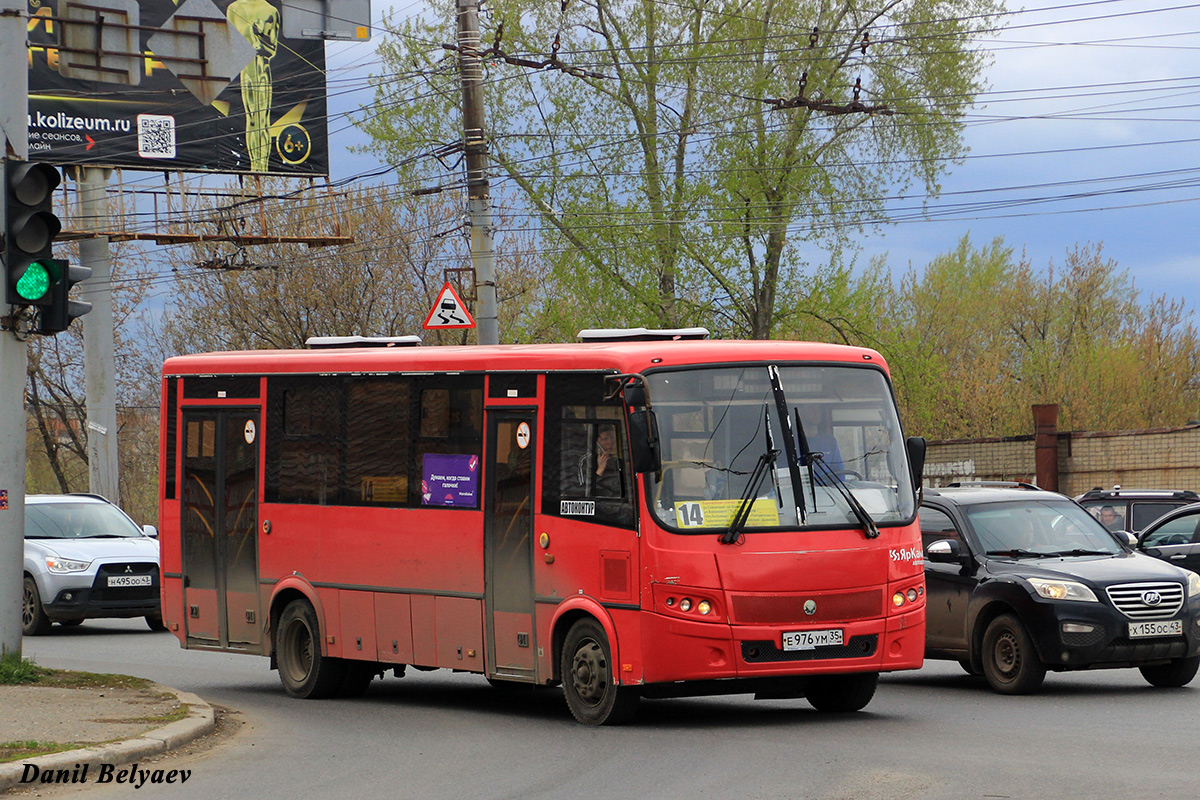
[267,375,484,509]
[543,374,635,529]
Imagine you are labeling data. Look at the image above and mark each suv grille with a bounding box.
[90,563,159,604]
[1105,582,1184,619]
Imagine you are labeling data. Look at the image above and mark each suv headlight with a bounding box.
[45,556,91,574]
[1028,577,1098,602]
[1187,572,1200,599]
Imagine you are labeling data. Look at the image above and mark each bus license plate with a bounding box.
[783,628,844,651]
[107,575,151,588]
[1129,620,1182,639]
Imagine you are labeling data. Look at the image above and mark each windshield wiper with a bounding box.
[985,549,1043,558]
[767,365,806,525]
[1045,549,1114,557]
[720,422,779,545]
[795,409,818,511]
[810,453,881,539]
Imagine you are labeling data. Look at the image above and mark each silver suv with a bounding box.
[22,494,163,635]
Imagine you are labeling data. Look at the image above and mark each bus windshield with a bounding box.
[645,364,915,533]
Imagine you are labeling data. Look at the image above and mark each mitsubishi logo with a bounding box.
[803,600,817,616]
[125,566,133,574]
[1142,590,1162,606]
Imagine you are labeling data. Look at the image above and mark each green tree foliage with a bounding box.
[358,0,998,338]
[149,183,550,354]
[828,237,1200,439]
[24,241,156,522]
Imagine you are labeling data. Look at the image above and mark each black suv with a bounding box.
[1076,486,1200,535]
[921,483,1200,694]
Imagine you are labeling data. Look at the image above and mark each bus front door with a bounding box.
[180,409,262,651]
[485,413,537,681]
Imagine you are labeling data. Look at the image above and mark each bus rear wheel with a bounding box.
[276,598,345,699]
[561,618,639,725]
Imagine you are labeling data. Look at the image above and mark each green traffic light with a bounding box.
[15,260,52,301]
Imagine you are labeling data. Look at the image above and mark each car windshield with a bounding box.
[966,499,1123,556]
[25,502,144,540]
[645,364,914,532]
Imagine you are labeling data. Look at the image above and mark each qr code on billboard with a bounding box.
[137,114,176,159]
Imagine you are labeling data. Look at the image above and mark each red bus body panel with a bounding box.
[159,339,925,690]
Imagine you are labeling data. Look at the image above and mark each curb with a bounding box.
[0,685,215,793]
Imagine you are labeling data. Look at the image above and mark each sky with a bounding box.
[858,0,1200,307]
[323,0,1200,312]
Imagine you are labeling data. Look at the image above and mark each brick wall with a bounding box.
[924,423,1200,495]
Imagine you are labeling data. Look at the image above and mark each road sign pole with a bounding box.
[0,0,30,657]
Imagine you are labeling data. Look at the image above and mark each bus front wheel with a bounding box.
[561,618,639,725]
[276,598,346,699]
[806,672,879,712]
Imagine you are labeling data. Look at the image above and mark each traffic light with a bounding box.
[35,259,92,336]
[3,161,62,307]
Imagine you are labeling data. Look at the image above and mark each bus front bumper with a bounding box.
[638,607,924,684]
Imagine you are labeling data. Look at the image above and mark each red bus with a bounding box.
[159,331,927,724]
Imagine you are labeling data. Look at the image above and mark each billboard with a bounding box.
[26,0,329,176]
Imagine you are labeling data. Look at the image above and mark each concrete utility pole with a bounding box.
[75,167,119,505]
[0,0,29,657]
[456,0,499,345]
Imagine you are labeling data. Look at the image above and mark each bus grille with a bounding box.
[731,590,883,625]
[1105,582,1184,619]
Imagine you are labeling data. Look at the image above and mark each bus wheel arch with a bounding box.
[275,596,346,699]
[558,615,640,725]
[268,580,326,657]
[549,601,620,684]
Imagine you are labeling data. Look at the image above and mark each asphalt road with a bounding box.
[20,619,1200,800]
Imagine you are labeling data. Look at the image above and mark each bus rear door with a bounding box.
[180,409,262,650]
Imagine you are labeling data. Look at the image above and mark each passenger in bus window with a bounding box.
[593,424,624,498]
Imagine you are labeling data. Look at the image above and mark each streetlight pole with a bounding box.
[456,0,499,345]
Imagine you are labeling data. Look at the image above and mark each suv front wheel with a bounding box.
[22,576,53,636]
[981,613,1046,694]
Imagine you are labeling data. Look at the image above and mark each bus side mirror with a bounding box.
[906,436,926,490]
[628,409,662,473]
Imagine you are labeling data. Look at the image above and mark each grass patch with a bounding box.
[0,653,49,685]
[39,670,154,692]
[0,741,75,763]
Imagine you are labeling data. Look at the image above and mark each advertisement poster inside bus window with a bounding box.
[421,454,479,507]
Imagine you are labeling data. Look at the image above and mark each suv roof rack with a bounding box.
[577,327,710,342]
[306,336,422,349]
[946,481,1042,491]
[1078,486,1199,500]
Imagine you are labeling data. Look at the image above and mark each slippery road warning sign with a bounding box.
[423,282,476,330]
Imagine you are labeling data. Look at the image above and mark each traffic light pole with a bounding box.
[0,0,30,657]
[76,167,120,505]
